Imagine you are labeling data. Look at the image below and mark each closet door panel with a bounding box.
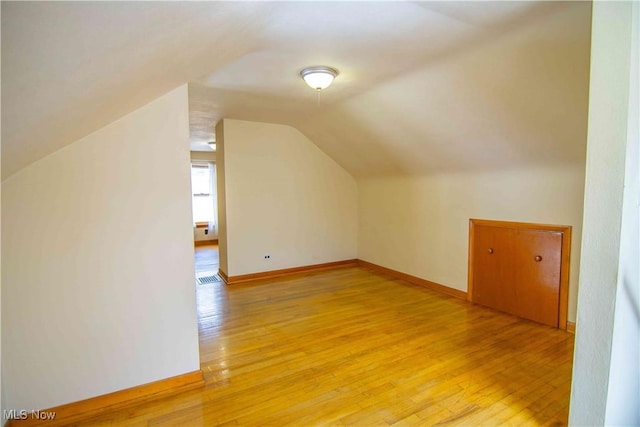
[471,225,516,314]
[512,229,562,327]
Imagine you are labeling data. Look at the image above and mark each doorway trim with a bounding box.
[468,219,572,330]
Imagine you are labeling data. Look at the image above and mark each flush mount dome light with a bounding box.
[300,66,339,91]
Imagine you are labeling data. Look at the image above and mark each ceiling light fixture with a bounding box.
[300,66,339,91]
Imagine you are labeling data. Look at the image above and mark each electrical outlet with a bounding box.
[264,255,271,260]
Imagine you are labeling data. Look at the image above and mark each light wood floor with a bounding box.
[194,244,219,275]
[76,246,574,426]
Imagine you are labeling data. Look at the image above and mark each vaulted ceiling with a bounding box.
[1,1,591,180]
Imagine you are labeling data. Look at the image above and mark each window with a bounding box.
[190,162,217,228]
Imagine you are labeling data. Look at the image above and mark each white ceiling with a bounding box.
[1,1,592,180]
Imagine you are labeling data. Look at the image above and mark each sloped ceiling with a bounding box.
[1,1,591,180]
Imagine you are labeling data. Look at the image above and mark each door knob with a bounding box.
[535,255,543,262]
[488,248,494,254]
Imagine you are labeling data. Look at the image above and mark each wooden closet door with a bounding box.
[511,229,562,327]
[471,225,517,314]
[469,220,568,329]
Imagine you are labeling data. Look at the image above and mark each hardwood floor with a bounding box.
[75,249,574,426]
[194,243,219,275]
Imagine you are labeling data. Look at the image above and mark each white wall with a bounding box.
[215,121,229,275]
[358,165,585,320]
[219,119,357,277]
[194,227,218,242]
[190,151,217,162]
[1,85,200,411]
[605,3,640,424]
[605,2,639,420]
[0,4,4,416]
[570,2,637,425]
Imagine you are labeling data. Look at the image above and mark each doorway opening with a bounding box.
[190,158,219,282]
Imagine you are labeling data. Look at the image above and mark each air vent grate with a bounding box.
[197,274,221,285]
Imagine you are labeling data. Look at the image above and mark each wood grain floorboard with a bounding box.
[72,256,573,426]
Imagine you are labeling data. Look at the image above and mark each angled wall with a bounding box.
[353,1,590,324]
[1,85,200,411]
[358,164,585,321]
[218,119,357,277]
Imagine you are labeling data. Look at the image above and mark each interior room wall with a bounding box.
[190,151,217,162]
[1,3,4,413]
[218,119,357,277]
[194,227,218,242]
[604,3,640,424]
[214,121,228,275]
[570,2,639,425]
[0,8,3,410]
[194,229,217,242]
[358,164,585,322]
[0,7,5,414]
[1,85,200,411]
